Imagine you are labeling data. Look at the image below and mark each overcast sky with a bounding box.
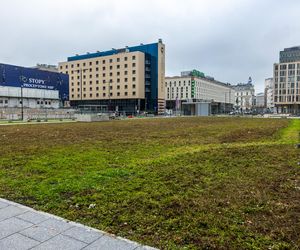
[1,0,300,92]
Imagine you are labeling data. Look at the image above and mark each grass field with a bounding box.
[0,117,299,249]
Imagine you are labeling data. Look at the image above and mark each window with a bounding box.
[117,92,120,96]
[124,57,128,61]
[103,93,106,97]
[90,93,92,97]
[133,84,136,89]
[110,86,113,90]
[89,75,92,78]
[125,92,128,96]
[117,65,120,69]
[109,59,113,63]
[110,92,113,97]
[83,94,86,97]
[117,78,120,83]
[117,58,120,62]
[89,62,92,66]
[103,73,106,77]
[110,66,113,70]
[132,56,136,60]
[103,86,106,90]
[125,85,128,89]
[117,72,120,76]
[96,61,99,65]
[102,60,105,64]
[117,85,120,89]
[96,93,99,97]
[65,65,69,69]
[132,91,136,96]
[132,63,136,67]
[132,77,136,82]
[89,68,92,72]
[132,70,136,74]
[102,67,106,71]
[96,87,99,91]
[83,63,86,67]
[124,71,128,75]
[124,64,128,68]
[125,78,128,82]
[90,87,92,91]
[110,72,113,76]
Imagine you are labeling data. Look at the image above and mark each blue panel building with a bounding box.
[0,63,69,108]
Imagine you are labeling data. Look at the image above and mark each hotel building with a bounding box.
[59,40,165,114]
[165,70,235,114]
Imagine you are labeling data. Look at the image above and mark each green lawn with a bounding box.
[0,117,299,249]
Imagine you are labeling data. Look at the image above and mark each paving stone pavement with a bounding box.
[0,198,158,250]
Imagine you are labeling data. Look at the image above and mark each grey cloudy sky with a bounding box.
[1,0,300,92]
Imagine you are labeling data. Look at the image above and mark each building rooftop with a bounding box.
[67,40,163,62]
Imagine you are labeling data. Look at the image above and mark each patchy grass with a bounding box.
[0,117,299,249]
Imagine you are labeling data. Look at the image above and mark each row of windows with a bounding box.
[70,71,137,80]
[71,77,136,86]
[71,84,136,92]
[61,56,137,70]
[71,91,136,98]
[0,100,52,105]
[65,64,137,75]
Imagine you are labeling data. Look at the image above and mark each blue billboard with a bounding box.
[0,63,69,101]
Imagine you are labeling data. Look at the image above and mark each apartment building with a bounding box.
[274,46,300,114]
[233,81,255,111]
[59,40,165,114]
[165,70,235,114]
[265,78,274,112]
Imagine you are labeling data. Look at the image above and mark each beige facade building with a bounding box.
[59,40,165,114]
[165,70,235,114]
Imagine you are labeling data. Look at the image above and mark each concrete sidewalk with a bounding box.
[0,198,157,250]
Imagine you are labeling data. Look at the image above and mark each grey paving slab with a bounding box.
[20,225,60,242]
[17,211,49,224]
[0,198,159,250]
[0,233,39,250]
[0,205,26,221]
[62,226,103,244]
[0,217,33,240]
[0,200,9,209]
[31,234,87,250]
[83,235,139,250]
[37,218,73,233]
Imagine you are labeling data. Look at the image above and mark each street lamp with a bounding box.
[20,85,24,121]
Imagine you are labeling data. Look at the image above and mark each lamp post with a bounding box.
[20,85,24,121]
